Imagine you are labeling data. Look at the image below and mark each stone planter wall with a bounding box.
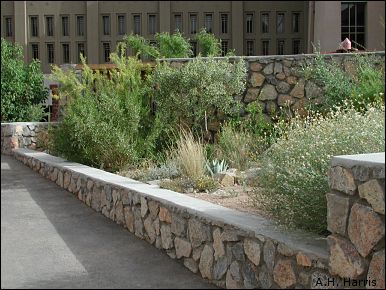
[327,153,385,289]
[162,52,385,139]
[1,122,57,155]
[12,148,336,289]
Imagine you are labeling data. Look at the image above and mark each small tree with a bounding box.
[155,31,193,58]
[1,38,48,121]
[196,28,222,57]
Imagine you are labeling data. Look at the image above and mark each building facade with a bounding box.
[1,1,384,73]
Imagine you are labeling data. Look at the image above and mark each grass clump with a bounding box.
[170,129,207,180]
[254,105,385,235]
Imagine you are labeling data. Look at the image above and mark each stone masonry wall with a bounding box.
[1,122,56,155]
[13,148,336,289]
[164,52,385,138]
[327,153,385,289]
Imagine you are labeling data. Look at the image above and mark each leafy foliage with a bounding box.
[152,57,247,135]
[49,53,153,171]
[155,31,193,58]
[124,33,160,60]
[206,159,229,176]
[254,105,385,234]
[302,52,385,112]
[196,28,222,57]
[1,38,48,121]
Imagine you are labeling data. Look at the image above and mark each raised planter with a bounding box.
[11,148,334,289]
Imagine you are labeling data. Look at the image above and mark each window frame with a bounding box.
[204,13,213,33]
[220,13,229,34]
[102,42,111,63]
[148,14,157,35]
[133,14,141,35]
[173,13,183,33]
[117,14,126,35]
[30,16,39,37]
[62,43,70,63]
[276,12,285,33]
[46,42,55,64]
[77,42,86,63]
[341,2,366,49]
[61,15,70,37]
[102,14,111,36]
[246,40,255,56]
[292,12,300,33]
[262,39,270,56]
[261,12,269,34]
[45,15,54,37]
[292,39,301,54]
[76,15,85,36]
[277,39,285,55]
[189,13,198,34]
[31,43,39,60]
[245,12,254,34]
[5,16,13,37]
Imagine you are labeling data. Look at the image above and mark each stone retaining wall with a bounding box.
[162,52,385,137]
[1,122,56,155]
[327,153,385,289]
[12,148,334,289]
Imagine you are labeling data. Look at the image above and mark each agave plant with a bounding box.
[206,159,229,176]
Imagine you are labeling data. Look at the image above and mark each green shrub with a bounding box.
[195,175,219,192]
[1,38,48,121]
[170,129,206,180]
[49,54,151,171]
[254,105,385,235]
[302,52,385,112]
[216,123,256,170]
[155,31,192,58]
[124,33,160,60]
[153,57,247,135]
[196,28,222,57]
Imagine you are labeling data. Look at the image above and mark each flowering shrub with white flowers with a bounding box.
[253,104,385,235]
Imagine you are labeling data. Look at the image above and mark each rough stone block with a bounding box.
[326,192,351,235]
[199,244,214,280]
[159,206,172,223]
[259,84,278,101]
[348,203,385,257]
[327,234,367,278]
[366,249,385,289]
[273,259,296,289]
[328,166,357,195]
[358,179,385,215]
[244,238,261,266]
[174,237,192,259]
[188,219,211,248]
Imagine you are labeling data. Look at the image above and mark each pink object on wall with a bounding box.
[341,38,352,50]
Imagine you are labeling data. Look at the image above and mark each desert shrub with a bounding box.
[1,38,48,122]
[143,161,181,181]
[216,123,257,170]
[124,33,160,60]
[170,130,206,180]
[153,57,247,136]
[196,28,222,57]
[302,52,385,112]
[49,54,151,171]
[206,159,229,176]
[155,31,192,58]
[195,176,219,192]
[254,105,385,235]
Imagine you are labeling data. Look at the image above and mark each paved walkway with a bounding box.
[1,155,216,289]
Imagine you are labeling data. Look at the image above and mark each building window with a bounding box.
[47,43,54,63]
[77,42,86,62]
[30,16,38,37]
[277,40,285,55]
[148,14,157,35]
[341,2,366,49]
[292,12,300,33]
[277,12,285,33]
[262,40,269,55]
[174,14,182,32]
[246,40,254,56]
[117,15,126,35]
[220,13,228,34]
[62,16,69,36]
[46,16,54,36]
[133,14,141,35]
[221,40,228,56]
[246,13,253,34]
[292,39,301,54]
[190,14,197,34]
[190,41,197,57]
[261,13,269,33]
[5,17,13,37]
[62,43,70,63]
[31,43,39,60]
[205,13,213,33]
[77,15,85,36]
[103,42,110,62]
[103,15,110,35]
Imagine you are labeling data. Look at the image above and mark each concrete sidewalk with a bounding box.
[1,154,216,289]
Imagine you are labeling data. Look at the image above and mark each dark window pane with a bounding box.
[134,15,141,35]
[356,34,365,48]
[246,14,253,33]
[221,14,228,34]
[149,15,156,35]
[277,13,284,33]
[262,13,269,33]
[262,40,269,55]
[175,14,182,32]
[349,4,356,26]
[190,14,197,34]
[341,26,349,33]
[357,26,365,33]
[341,4,349,26]
[190,41,197,56]
[62,16,69,36]
[221,40,228,56]
[357,3,365,26]
[292,13,300,33]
